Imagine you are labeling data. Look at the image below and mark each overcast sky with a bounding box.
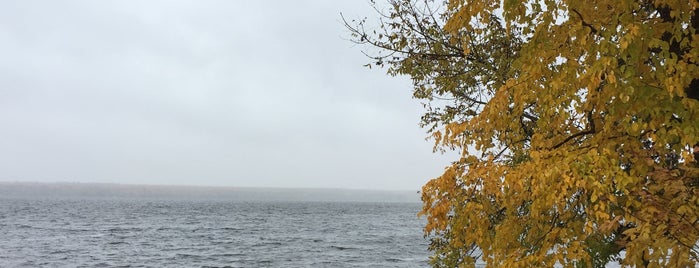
[0,0,453,191]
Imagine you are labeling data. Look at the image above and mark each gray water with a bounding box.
[0,198,430,267]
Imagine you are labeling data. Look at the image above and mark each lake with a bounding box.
[0,198,430,267]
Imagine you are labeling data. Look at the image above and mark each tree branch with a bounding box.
[571,9,599,34]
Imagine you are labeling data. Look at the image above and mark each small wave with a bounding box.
[208,253,244,258]
[49,249,73,255]
[330,245,357,251]
[252,241,283,247]
[107,227,142,232]
[175,253,201,258]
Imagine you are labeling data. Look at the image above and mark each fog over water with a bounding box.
[0,182,420,203]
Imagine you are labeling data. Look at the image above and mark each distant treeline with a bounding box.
[0,182,420,203]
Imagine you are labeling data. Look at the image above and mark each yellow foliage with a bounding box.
[346,0,699,266]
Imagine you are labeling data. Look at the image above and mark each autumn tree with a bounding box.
[345,0,699,267]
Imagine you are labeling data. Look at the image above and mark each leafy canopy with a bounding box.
[346,0,699,267]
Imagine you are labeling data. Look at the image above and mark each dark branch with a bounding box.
[571,9,599,34]
[550,111,596,150]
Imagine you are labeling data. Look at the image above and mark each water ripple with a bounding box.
[0,199,429,267]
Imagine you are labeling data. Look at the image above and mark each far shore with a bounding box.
[0,181,421,203]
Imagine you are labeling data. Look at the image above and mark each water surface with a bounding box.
[0,198,429,267]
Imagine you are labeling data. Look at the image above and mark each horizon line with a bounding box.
[0,180,422,193]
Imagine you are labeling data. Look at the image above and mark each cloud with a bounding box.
[0,0,452,190]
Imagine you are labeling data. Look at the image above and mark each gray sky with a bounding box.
[0,0,452,191]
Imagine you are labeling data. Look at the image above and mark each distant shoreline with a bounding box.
[0,181,421,203]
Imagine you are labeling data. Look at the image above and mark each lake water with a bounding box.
[0,198,430,267]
